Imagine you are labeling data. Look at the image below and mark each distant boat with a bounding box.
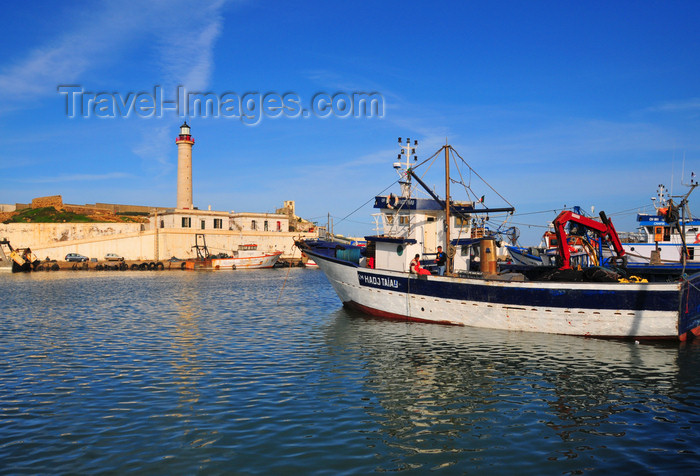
[211,244,282,269]
[297,139,700,341]
[301,252,318,268]
[184,234,282,270]
[603,183,700,278]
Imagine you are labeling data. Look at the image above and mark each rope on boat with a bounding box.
[334,180,397,227]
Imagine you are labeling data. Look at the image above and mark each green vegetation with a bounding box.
[3,207,98,223]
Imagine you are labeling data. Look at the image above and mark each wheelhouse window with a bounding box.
[181,217,191,228]
[455,217,469,228]
[399,215,410,225]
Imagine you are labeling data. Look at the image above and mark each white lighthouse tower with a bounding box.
[175,122,195,209]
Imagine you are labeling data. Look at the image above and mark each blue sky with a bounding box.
[1,0,699,243]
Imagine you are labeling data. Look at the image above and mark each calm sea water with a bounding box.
[1,269,699,475]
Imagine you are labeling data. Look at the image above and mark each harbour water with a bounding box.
[1,269,699,474]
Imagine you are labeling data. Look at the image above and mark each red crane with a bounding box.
[552,210,625,270]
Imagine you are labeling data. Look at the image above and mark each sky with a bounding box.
[1,0,699,244]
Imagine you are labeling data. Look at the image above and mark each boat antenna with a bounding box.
[396,137,418,197]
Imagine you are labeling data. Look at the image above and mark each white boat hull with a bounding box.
[307,249,694,339]
[211,252,282,269]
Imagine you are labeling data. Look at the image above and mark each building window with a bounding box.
[200,220,206,230]
[181,217,191,228]
[251,220,257,230]
[264,221,269,231]
[214,218,222,229]
[277,221,281,231]
[160,220,164,228]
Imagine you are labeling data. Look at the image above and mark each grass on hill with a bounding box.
[3,207,99,223]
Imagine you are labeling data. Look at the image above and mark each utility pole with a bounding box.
[154,208,159,261]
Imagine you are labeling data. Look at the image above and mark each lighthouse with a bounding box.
[175,122,195,209]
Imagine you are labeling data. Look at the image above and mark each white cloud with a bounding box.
[647,98,700,112]
[0,0,228,108]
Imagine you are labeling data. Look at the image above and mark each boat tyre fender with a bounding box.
[139,263,148,270]
[181,262,187,270]
[156,262,164,270]
[95,264,104,271]
[72,263,78,270]
[120,262,128,271]
[51,263,59,271]
[35,264,44,271]
[130,263,139,270]
[148,262,156,270]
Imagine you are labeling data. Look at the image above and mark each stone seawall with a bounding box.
[0,223,317,261]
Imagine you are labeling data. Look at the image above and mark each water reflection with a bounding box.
[1,271,698,474]
[322,308,698,472]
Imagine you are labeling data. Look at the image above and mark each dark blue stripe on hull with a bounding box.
[357,270,679,312]
[301,241,681,313]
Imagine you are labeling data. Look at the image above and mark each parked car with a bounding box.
[65,253,89,262]
[104,253,124,261]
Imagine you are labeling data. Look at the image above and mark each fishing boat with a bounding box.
[185,234,282,270]
[297,139,700,341]
[211,244,282,269]
[608,183,700,276]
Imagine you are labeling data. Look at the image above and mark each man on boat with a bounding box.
[411,254,431,275]
[435,246,446,276]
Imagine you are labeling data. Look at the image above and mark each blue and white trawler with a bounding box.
[297,140,700,341]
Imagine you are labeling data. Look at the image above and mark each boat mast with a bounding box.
[444,144,452,274]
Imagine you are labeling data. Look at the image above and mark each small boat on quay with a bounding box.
[0,239,39,272]
[185,234,282,270]
[211,244,282,269]
[297,139,700,341]
[0,239,13,272]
